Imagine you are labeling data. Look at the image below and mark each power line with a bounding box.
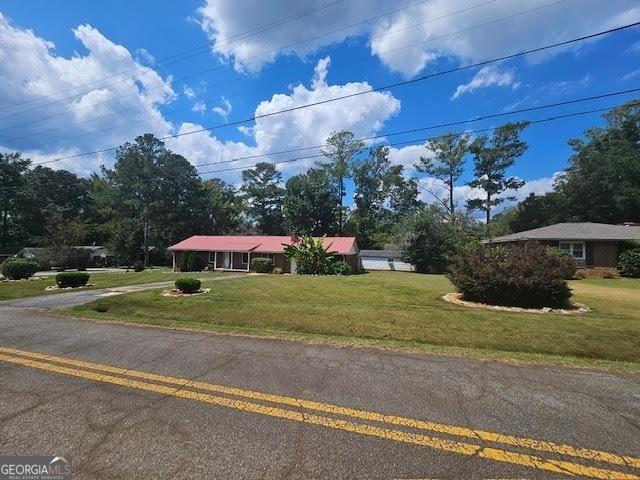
[31,18,640,166]
[0,0,348,112]
[196,101,639,176]
[191,87,640,169]
[0,0,431,122]
[0,0,499,140]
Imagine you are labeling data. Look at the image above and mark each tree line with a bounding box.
[1,100,637,270]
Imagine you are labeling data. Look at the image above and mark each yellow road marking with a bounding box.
[1,346,637,471]
[1,352,639,480]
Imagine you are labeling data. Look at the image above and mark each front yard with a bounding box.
[65,271,640,369]
[0,269,225,301]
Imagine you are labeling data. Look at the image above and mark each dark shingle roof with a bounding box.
[487,223,640,243]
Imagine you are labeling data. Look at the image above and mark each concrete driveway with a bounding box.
[0,305,638,479]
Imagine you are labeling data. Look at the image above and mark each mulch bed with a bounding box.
[161,288,211,297]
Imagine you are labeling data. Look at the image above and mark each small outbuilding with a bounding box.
[360,249,414,272]
[486,222,640,268]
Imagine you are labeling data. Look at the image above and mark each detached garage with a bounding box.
[360,250,414,272]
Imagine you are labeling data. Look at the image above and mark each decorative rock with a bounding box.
[442,292,590,315]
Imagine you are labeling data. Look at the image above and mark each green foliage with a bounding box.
[416,133,470,216]
[251,257,274,273]
[283,235,336,275]
[618,249,640,278]
[175,277,201,293]
[547,247,578,280]
[395,206,475,274]
[56,272,90,288]
[1,257,39,280]
[132,261,145,272]
[284,168,339,235]
[241,162,284,234]
[466,122,529,229]
[448,242,572,308]
[0,153,31,246]
[329,260,352,276]
[202,178,242,234]
[320,130,366,234]
[272,266,283,274]
[179,251,205,272]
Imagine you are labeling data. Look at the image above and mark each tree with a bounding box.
[385,164,423,219]
[240,162,284,234]
[415,133,469,217]
[508,192,570,232]
[395,205,462,273]
[283,168,339,235]
[0,152,30,246]
[557,101,640,223]
[282,235,336,275]
[466,122,529,233]
[202,178,242,234]
[320,130,365,235]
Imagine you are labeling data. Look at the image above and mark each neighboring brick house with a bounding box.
[168,235,361,273]
[486,222,640,268]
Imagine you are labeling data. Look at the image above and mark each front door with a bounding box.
[223,252,232,269]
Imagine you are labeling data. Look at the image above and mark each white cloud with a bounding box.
[417,173,558,214]
[192,100,207,113]
[0,13,174,168]
[622,68,640,82]
[167,55,400,182]
[183,85,196,98]
[211,96,232,119]
[197,0,640,77]
[452,65,518,100]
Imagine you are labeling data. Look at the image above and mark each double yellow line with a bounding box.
[1,346,638,479]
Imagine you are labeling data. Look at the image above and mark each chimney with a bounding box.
[290,232,299,243]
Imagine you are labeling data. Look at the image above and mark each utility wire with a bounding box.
[31,20,640,166]
[0,0,498,138]
[0,0,347,112]
[196,101,639,175]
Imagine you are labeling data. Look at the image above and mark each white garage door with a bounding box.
[362,257,413,271]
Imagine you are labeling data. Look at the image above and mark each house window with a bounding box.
[208,252,215,264]
[559,242,585,260]
[242,252,249,264]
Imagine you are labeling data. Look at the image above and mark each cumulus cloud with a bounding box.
[167,55,400,182]
[211,96,232,119]
[197,0,640,77]
[452,66,518,99]
[0,13,174,169]
[192,100,207,113]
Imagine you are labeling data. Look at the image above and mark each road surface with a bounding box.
[0,305,638,479]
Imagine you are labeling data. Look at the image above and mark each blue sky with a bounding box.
[1,0,639,211]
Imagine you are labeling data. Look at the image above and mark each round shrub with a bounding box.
[330,260,352,276]
[1,257,40,280]
[272,267,283,274]
[175,277,201,294]
[447,242,572,308]
[56,272,90,288]
[618,248,640,278]
[251,257,273,273]
[547,247,578,279]
[132,260,145,272]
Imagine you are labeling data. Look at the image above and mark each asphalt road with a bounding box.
[0,305,639,479]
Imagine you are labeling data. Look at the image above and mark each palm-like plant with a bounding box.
[283,235,336,275]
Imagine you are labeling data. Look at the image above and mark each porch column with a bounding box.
[172,251,176,272]
[247,252,251,272]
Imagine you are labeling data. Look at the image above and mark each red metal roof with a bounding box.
[168,236,358,255]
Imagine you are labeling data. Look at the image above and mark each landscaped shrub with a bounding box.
[618,248,640,278]
[329,260,352,276]
[56,272,90,288]
[447,242,572,308]
[548,247,578,279]
[272,267,283,274]
[1,257,40,280]
[175,277,201,294]
[187,252,205,272]
[251,257,274,273]
[179,251,205,272]
[132,260,145,272]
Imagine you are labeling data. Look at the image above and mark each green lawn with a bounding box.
[65,271,640,367]
[0,269,225,301]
